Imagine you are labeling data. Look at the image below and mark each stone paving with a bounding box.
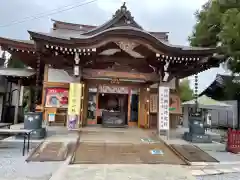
[0,125,78,180]
[189,164,240,176]
[1,125,240,180]
[0,142,61,180]
[61,164,196,180]
[196,173,240,180]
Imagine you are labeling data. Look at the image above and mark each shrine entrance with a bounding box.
[86,84,139,127]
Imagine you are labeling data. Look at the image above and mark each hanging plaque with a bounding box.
[98,85,128,94]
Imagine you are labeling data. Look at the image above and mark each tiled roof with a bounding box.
[0,68,35,77]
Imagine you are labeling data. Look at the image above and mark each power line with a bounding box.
[2,0,88,25]
[0,0,98,28]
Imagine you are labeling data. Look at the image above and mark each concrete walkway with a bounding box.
[56,164,196,180]
[79,127,152,144]
[49,127,196,180]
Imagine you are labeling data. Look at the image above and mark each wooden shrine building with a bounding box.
[0,3,224,129]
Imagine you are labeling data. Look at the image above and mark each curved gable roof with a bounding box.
[28,26,216,55]
[82,2,142,36]
[51,3,169,41]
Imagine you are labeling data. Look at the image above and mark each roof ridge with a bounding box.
[51,19,97,28]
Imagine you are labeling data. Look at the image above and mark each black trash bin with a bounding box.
[21,112,46,139]
[24,112,43,129]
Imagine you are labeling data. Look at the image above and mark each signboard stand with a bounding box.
[158,86,170,140]
[67,83,82,130]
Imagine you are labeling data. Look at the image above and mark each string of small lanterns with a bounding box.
[45,44,96,56]
[8,47,35,54]
[156,53,200,63]
[194,73,199,110]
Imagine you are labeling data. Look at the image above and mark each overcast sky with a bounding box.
[0,0,228,92]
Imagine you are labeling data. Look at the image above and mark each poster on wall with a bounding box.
[158,86,170,130]
[67,83,82,130]
[150,93,181,114]
[48,113,55,122]
[169,94,182,114]
[45,88,69,108]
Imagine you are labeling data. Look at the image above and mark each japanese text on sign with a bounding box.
[158,86,169,130]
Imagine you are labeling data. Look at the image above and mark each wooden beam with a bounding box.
[82,68,159,82]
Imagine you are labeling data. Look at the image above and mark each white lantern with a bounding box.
[74,65,79,76]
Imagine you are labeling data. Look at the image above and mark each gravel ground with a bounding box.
[0,141,62,180]
[196,173,240,180]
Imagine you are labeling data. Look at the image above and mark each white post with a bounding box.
[158,85,170,139]
[14,79,21,124]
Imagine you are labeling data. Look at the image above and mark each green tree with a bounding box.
[7,56,25,68]
[189,0,240,73]
[179,79,194,102]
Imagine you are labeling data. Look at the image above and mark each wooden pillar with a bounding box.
[95,86,99,124]
[41,64,49,105]
[33,48,41,112]
[138,85,148,128]
[82,82,89,126]
[127,87,131,126]
[146,87,150,128]
[79,82,84,128]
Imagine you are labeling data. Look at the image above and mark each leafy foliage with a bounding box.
[179,79,194,102]
[7,57,25,68]
[189,0,240,73]
[224,75,240,99]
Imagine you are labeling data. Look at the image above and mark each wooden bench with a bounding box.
[0,129,34,156]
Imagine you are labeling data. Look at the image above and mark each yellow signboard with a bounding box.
[68,83,82,115]
[67,83,82,129]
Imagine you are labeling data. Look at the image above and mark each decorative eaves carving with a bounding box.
[115,40,144,58]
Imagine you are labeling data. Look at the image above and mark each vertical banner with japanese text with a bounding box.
[67,83,82,130]
[158,86,170,131]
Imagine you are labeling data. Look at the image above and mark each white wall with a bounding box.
[48,68,74,83]
[210,100,238,128]
[10,83,21,106]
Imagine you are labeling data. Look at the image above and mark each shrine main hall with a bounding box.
[0,4,224,129]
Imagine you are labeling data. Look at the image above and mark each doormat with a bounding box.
[26,142,71,162]
[71,142,187,165]
[170,144,219,163]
